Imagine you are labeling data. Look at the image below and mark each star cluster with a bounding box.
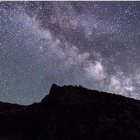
[1,1,140,105]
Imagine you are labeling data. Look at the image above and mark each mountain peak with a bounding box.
[0,84,140,140]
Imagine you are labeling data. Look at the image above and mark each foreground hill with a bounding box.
[0,84,140,140]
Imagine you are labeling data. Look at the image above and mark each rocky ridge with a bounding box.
[0,84,140,140]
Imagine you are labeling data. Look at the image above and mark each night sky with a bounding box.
[1,1,140,105]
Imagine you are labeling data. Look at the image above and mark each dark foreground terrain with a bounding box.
[0,84,140,140]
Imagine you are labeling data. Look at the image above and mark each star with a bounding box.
[0,1,140,105]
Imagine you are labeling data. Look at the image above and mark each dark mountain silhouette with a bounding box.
[0,84,140,140]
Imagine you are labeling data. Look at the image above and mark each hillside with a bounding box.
[0,84,140,140]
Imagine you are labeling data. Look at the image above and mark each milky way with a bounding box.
[1,1,140,105]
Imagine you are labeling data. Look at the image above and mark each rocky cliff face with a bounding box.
[0,84,140,140]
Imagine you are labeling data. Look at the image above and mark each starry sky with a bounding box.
[1,1,140,105]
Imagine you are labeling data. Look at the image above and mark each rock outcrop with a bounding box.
[0,84,140,140]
